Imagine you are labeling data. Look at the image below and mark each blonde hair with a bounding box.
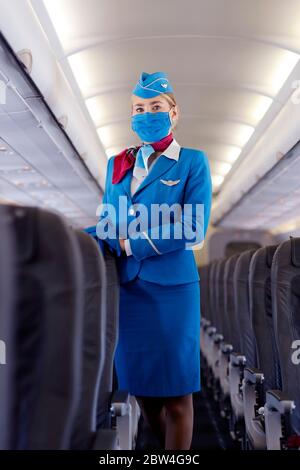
[130,92,180,131]
[160,92,179,131]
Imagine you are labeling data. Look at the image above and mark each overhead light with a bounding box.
[271,215,300,235]
[212,174,224,187]
[226,147,242,163]
[85,97,105,124]
[97,126,114,148]
[0,196,16,204]
[237,125,255,147]
[211,162,232,176]
[43,0,72,44]
[68,54,91,95]
[271,52,300,95]
[0,146,7,152]
[252,97,273,122]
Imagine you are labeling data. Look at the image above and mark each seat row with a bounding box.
[0,204,139,450]
[199,240,300,450]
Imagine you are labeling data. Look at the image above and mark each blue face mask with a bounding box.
[131,110,173,143]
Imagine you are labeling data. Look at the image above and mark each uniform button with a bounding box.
[129,208,135,215]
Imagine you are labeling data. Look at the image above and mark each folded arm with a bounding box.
[127,151,212,261]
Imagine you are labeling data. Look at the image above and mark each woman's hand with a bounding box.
[119,239,126,251]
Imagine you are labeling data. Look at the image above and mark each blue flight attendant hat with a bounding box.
[132,71,174,98]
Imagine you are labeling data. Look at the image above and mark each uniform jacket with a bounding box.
[97,141,212,285]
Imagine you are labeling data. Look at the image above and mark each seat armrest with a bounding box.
[264,390,295,450]
[242,367,266,449]
[110,391,133,450]
[201,318,211,328]
[220,342,233,354]
[265,390,295,415]
[230,352,246,367]
[110,390,131,417]
[207,326,217,336]
[244,367,264,385]
[213,333,223,344]
[228,352,246,426]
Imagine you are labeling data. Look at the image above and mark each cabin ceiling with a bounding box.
[32,0,300,195]
[1,0,300,230]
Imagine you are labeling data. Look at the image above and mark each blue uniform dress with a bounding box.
[97,139,212,397]
[115,278,201,396]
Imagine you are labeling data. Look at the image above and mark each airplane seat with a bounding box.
[207,261,220,342]
[83,230,139,450]
[199,264,211,382]
[216,259,228,342]
[218,254,240,418]
[264,237,300,450]
[7,206,84,449]
[199,264,212,328]
[200,261,215,386]
[204,260,221,390]
[99,243,141,450]
[210,259,227,402]
[243,244,280,450]
[233,249,257,369]
[70,230,113,450]
[228,249,257,441]
[223,254,241,352]
[96,242,119,429]
[0,206,16,449]
[208,260,219,331]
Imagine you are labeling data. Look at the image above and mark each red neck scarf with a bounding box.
[112,133,174,184]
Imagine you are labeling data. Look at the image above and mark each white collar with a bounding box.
[161,138,181,161]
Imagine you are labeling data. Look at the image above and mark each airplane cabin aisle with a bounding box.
[1,0,300,459]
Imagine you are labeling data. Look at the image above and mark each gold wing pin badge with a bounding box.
[160,179,181,186]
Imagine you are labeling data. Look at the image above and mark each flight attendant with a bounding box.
[97,71,212,450]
